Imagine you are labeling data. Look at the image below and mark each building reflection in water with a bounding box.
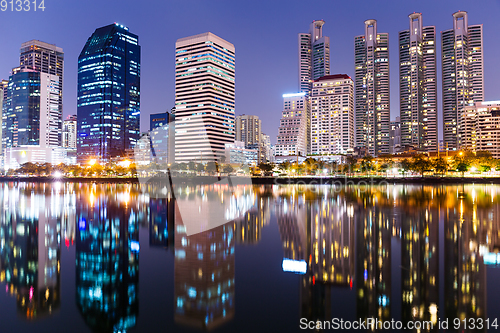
[2,182,500,332]
[275,187,356,327]
[353,188,393,327]
[75,184,140,332]
[273,185,500,332]
[149,197,175,251]
[0,183,63,319]
[173,185,247,330]
[444,185,487,329]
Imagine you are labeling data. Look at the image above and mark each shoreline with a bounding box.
[1,175,500,185]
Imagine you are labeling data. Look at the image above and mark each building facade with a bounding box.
[275,93,310,157]
[173,32,235,163]
[310,74,354,155]
[149,111,175,165]
[62,115,77,149]
[150,111,171,132]
[459,101,500,158]
[77,23,141,162]
[389,117,402,154]
[235,115,261,147]
[19,40,64,146]
[442,11,483,151]
[225,141,259,166]
[399,13,438,152]
[354,19,390,157]
[3,67,64,169]
[299,20,330,95]
[261,133,272,162]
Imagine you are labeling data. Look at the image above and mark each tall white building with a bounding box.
[62,115,77,149]
[173,32,235,163]
[299,20,330,95]
[261,133,271,162]
[355,20,390,157]
[459,101,500,158]
[399,13,438,152]
[275,93,310,156]
[442,11,483,151]
[310,74,354,155]
[235,115,261,147]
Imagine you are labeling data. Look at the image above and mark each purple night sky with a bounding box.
[0,0,498,143]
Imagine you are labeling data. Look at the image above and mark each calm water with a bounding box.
[1,182,500,332]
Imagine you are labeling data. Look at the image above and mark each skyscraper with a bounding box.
[19,40,64,145]
[235,115,261,147]
[77,23,141,162]
[20,40,64,77]
[3,67,64,169]
[399,13,438,152]
[173,32,235,163]
[442,11,483,151]
[310,74,354,155]
[275,93,310,156]
[298,20,330,95]
[354,20,390,157]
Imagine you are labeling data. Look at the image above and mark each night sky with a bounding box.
[0,0,498,143]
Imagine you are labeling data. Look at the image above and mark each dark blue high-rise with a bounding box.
[77,23,140,162]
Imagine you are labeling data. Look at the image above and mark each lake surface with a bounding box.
[1,182,500,332]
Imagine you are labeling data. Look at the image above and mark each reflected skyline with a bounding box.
[0,183,499,332]
[75,184,140,332]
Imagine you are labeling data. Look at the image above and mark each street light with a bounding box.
[88,159,97,166]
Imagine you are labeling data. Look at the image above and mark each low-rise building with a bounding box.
[225,141,258,166]
[5,146,66,170]
[275,93,310,156]
[459,101,500,158]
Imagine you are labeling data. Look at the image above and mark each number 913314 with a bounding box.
[1,0,45,11]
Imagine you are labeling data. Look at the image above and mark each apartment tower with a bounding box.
[354,20,390,157]
[310,74,354,155]
[235,115,261,147]
[399,13,438,152]
[275,93,310,156]
[299,20,330,95]
[442,11,483,151]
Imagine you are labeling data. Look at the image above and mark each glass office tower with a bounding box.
[77,23,141,162]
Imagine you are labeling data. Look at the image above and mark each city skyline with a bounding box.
[0,0,498,146]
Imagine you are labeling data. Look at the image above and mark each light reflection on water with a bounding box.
[0,183,499,332]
